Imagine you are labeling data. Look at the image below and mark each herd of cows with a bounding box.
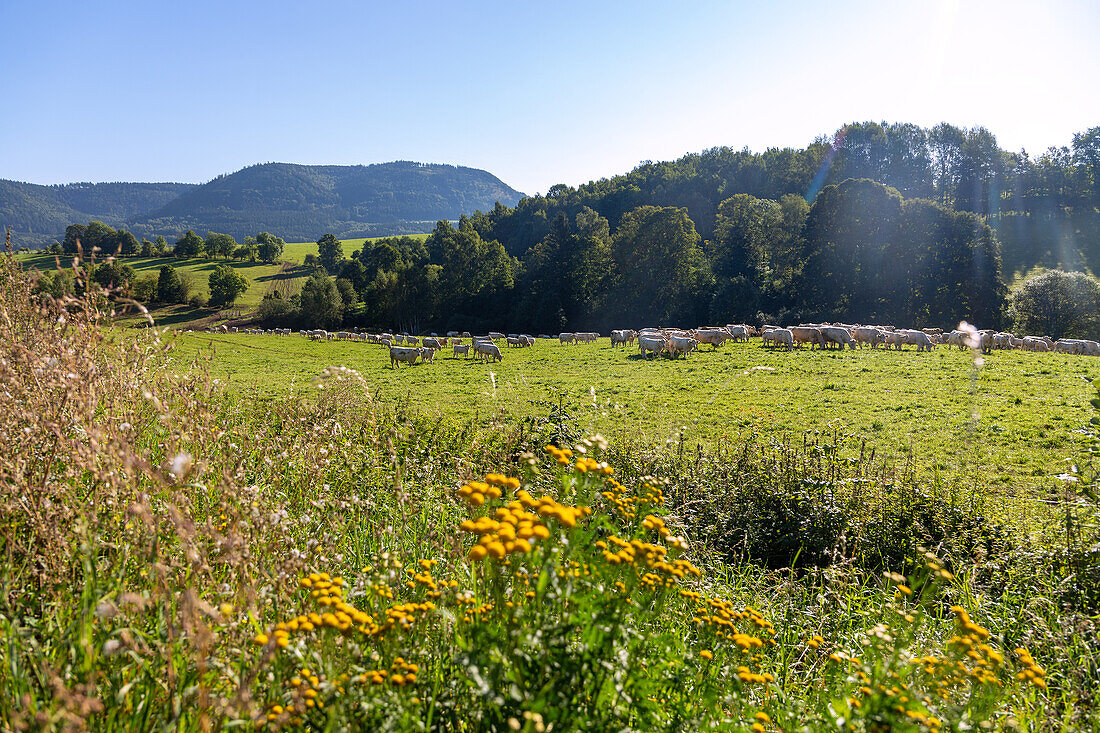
[198,322,1100,366]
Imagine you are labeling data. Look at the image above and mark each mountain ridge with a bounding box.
[1,161,525,248]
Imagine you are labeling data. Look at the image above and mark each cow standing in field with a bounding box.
[667,335,698,358]
[818,326,856,350]
[851,327,885,349]
[638,335,666,359]
[788,326,824,349]
[389,346,421,368]
[900,329,935,352]
[475,341,503,362]
[691,329,728,350]
[453,344,470,358]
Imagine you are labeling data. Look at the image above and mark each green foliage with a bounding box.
[316,233,343,272]
[132,273,158,302]
[204,231,237,259]
[207,264,249,308]
[116,229,140,256]
[606,205,712,326]
[156,264,186,304]
[298,271,343,328]
[174,230,205,258]
[255,232,285,263]
[91,260,136,290]
[256,293,300,327]
[1008,269,1100,339]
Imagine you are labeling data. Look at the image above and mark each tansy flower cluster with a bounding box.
[573,456,613,475]
[356,657,420,687]
[459,472,593,561]
[595,535,701,587]
[1014,647,1047,689]
[458,473,521,506]
[600,476,665,524]
[544,444,573,465]
[690,597,774,650]
[254,571,440,652]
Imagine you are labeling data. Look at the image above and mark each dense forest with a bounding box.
[1,162,524,248]
[294,121,1098,333]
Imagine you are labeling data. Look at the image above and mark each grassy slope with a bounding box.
[169,333,1098,504]
[17,233,428,320]
[282,233,428,261]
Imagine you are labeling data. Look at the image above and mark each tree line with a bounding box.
[52,222,289,263]
[285,177,1004,334]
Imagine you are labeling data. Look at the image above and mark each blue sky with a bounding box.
[2,0,1098,195]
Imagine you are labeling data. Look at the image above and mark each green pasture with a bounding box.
[282,233,428,261]
[168,333,1099,501]
[19,252,302,307]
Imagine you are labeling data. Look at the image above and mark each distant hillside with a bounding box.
[0,180,196,246]
[2,162,525,249]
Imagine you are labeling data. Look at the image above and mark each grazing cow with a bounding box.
[419,347,436,363]
[558,332,576,345]
[488,331,506,340]
[788,326,824,349]
[423,337,443,350]
[691,329,728,350]
[610,329,631,346]
[901,329,935,352]
[851,327,885,349]
[725,325,750,343]
[389,346,421,368]
[638,335,666,359]
[668,335,698,358]
[882,331,905,350]
[769,329,794,351]
[475,341,503,362]
[453,344,470,358]
[818,326,856,350]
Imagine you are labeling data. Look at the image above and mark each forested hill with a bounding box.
[0,180,196,245]
[476,122,1100,279]
[2,162,525,248]
[141,162,524,243]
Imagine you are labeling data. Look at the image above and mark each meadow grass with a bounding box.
[19,251,302,307]
[169,332,1099,503]
[3,252,1098,730]
[282,233,428,261]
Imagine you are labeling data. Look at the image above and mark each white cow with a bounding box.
[475,341,503,362]
[851,327,885,349]
[668,335,698,358]
[819,326,856,350]
[771,329,794,351]
[389,346,421,368]
[638,335,666,359]
[901,329,935,352]
[691,329,728,350]
[788,326,824,349]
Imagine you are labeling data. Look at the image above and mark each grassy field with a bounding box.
[282,233,428,261]
[170,333,1099,501]
[17,234,429,313]
[19,251,301,307]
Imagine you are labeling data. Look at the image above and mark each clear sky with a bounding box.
[2,0,1097,196]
